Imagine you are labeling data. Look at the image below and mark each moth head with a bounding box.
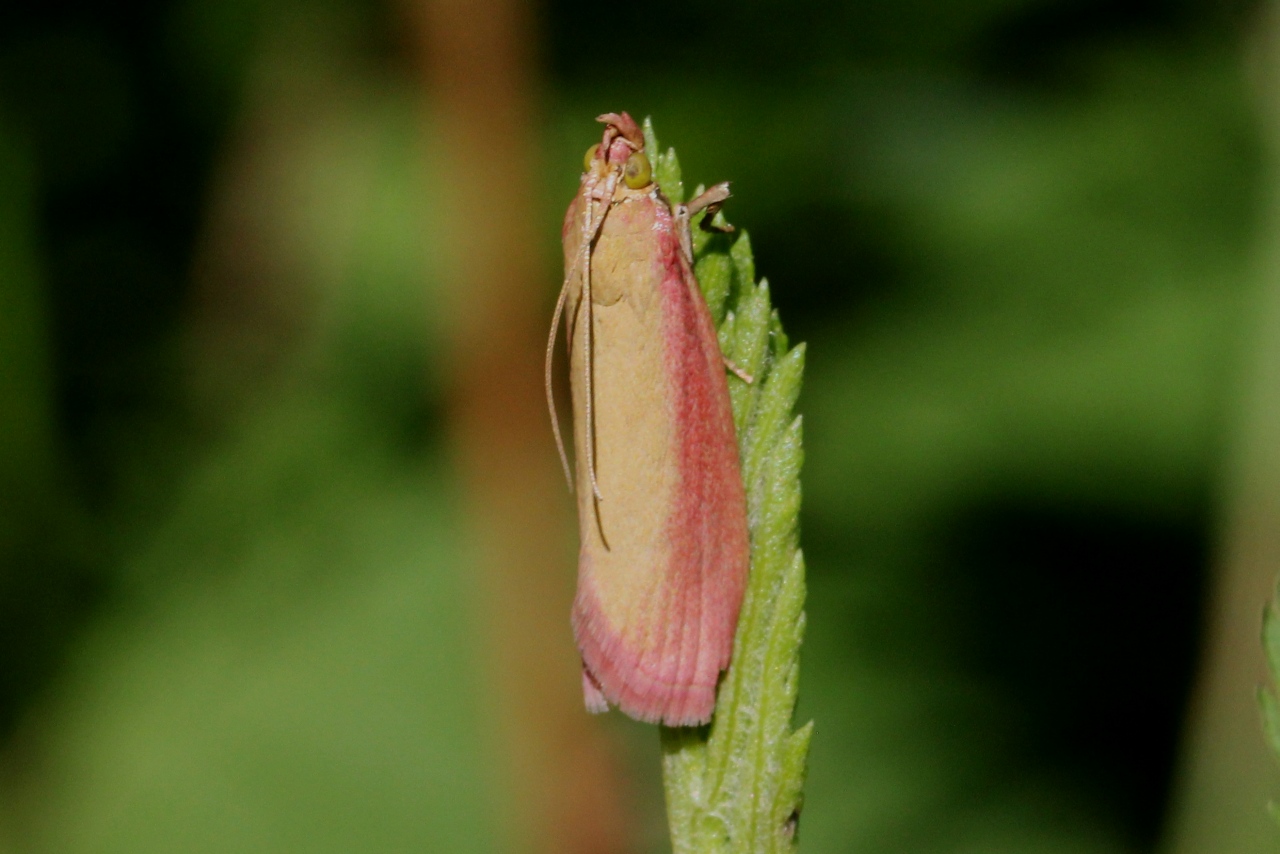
[596,111,644,149]
[582,112,653,188]
[592,111,647,176]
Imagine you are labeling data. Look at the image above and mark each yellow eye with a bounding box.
[623,150,652,189]
[583,144,600,172]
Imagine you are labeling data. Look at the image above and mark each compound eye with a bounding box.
[623,150,652,189]
[583,144,600,172]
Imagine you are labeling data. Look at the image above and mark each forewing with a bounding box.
[568,188,749,726]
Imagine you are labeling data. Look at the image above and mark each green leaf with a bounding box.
[652,118,811,854]
[644,116,684,207]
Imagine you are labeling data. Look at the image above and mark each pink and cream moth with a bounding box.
[545,112,750,727]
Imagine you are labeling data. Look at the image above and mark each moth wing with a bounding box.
[567,190,748,726]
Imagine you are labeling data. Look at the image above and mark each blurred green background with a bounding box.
[0,0,1276,851]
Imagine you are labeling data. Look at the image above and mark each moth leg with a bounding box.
[569,165,619,505]
[545,275,575,491]
[548,175,612,495]
[581,662,609,714]
[580,194,608,504]
[688,181,734,231]
[676,207,695,266]
[675,181,733,264]
[700,211,735,234]
[723,355,754,384]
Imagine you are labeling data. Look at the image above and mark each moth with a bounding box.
[545,112,750,726]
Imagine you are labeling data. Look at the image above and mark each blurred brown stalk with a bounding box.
[405,2,631,852]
